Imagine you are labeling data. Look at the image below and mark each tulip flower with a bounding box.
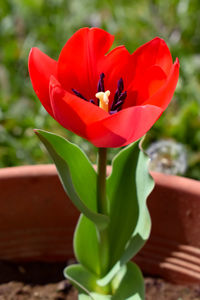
[29,27,179,148]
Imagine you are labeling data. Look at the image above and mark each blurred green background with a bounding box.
[0,0,200,179]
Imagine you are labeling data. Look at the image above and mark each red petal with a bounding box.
[58,28,114,100]
[132,37,173,75]
[87,105,162,148]
[124,65,167,108]
[123,37,173,91]
[143,58,179,110]
[49,76,108,139]
[28,47,57,117]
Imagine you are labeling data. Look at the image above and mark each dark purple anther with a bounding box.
[110,79,127,114]
[113,91,118,105]
[111,78,125,110]
[118,91,127,102]
[72,74,127,115]
[117,78,124,94]
[72,89,87,101]
[109,109,118,115]
[97,73,105,92]
[112,100,124,110]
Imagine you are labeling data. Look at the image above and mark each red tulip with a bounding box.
[29,28,179,148]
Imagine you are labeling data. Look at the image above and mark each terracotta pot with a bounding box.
[0,164,199,284]
[0,165,79,262]
[135,172,200,284]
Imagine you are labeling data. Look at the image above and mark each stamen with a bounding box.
[112,100,124,110]
[111,92,127,112]
[97,73,105,92]
[118,91,127,102]
[96,90,110,112]
[110,109,118,115]
[117,78,124,94]
[111,78,124,110]
[72,75,127,115]
[110,79,127,114]
[72,89,87,101]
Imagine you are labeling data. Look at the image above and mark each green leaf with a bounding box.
[98,141,153,286]
[79,295,111,300]
[35,129,109,230]
[64,264,111,300]
[65,262,144,300]
[111,261,144,300]
[106,141,140,268]
[74,214,101,276]
[120,147,154,264]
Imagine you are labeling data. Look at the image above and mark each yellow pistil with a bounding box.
[95,90,110,112]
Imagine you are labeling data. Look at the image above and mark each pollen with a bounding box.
[95,90,110,112]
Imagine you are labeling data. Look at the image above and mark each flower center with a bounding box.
[95,90,110,112]
[71,73,127,114]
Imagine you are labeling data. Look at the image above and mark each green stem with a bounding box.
[97,148,111,293]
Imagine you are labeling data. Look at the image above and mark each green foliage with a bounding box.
[35,130,109,230]
[74,214,101,276]
[0,0,200,178]
[37,130,152,299]
[106,141,153,269]
[65,261,144,300]
[98,143,153,287]
[64,264,111,299]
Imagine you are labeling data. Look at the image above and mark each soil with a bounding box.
[0,261,199,300]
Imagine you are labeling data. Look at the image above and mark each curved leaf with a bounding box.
[106,141,140,268]
[120,148,153,264]
[79,294,111,300]
[98,141,153,286]
[65,262,144,300]
[112,261,144,300]
[35,129,109,230]
[74,214,101,276]
[64,264,111,300]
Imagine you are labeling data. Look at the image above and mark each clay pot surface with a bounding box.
[0,164,200,284]
[0,165,79,262]
[135,172,200,284]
